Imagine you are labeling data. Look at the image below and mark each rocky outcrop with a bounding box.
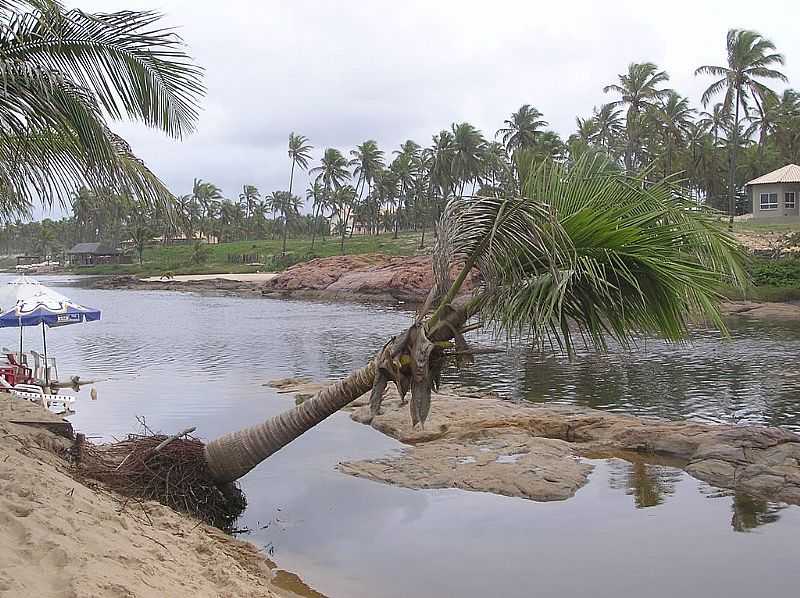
[273,381,800,504]
[262,254,476,302]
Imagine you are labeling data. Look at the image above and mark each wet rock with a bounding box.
[330,385,800,504]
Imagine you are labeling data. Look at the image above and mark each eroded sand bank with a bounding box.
[0,394,322,598]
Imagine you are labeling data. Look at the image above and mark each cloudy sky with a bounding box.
[47,0,798,218]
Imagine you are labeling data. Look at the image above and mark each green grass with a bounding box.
[731,219,800,234]
[68,232,424,276]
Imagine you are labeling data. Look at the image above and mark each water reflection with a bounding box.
[731,493,786,532]
[605,456,788,532]
[607,457,681,508]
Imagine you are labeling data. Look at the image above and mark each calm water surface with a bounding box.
[9,274,800,598]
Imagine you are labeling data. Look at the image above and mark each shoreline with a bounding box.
[86,270,800,321]
[0,393,325,598]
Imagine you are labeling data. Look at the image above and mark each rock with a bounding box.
[283,382,800,505]
[262,254,477,303]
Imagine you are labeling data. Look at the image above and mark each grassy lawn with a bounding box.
[731,219,800,234]
[69,232,425,276]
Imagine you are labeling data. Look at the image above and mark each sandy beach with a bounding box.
[0,394,320,598]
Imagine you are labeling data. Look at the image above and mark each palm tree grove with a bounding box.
[2,2,800,597]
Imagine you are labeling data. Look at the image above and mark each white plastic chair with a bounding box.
[0,377,75,413]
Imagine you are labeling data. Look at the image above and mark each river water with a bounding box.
[7,275,800,597]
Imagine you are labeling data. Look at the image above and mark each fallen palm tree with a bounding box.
[77,157,747,523]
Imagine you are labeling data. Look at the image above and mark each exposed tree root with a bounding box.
[75,433,246,531]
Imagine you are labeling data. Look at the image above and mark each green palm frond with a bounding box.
[1,7,204,137]
[434,156,746,356]
[0,3,204,211]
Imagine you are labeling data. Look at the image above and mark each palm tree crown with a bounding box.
[496,105,548,153]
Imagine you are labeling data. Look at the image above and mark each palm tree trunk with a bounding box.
[204,362,377,484]
[281,212,288,256]
[203,299,471,484]
[728,90,741,229]
[310,202,320,250]
[288,159,296,196]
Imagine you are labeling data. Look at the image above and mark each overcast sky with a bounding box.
[44,0,798,219]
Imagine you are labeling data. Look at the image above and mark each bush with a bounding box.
[748,257,800,288]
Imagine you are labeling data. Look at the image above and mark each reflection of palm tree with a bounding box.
[608,458,680,508]
[731,493,784,532]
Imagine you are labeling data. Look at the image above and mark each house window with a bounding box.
[785,192,796,209]
[760,193,778,210]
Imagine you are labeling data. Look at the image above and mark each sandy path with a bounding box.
[140,273,278,283]
[0,394,320,598]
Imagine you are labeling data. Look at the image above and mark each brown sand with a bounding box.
[0,393,323,598]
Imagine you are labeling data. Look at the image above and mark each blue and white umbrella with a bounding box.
[0,277,101,384]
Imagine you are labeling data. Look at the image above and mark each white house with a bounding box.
[746,164,800,220]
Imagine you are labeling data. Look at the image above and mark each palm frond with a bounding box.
[436,156,746,356]
[1,7,205,137]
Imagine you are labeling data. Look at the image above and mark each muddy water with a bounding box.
[10,275,800,597]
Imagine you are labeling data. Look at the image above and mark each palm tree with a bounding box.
[268,191,301,256]
[0,2,204,213]
[650,91,695,177]
[696,29,786,226]
[287,133,313,197]
[200,156,745,485]
[191,178,222,241]
[309,148,350,241]
[604,62,670,172]
[238,184,260,238]
[496,105,548,153]
[451,122,486,195]
[329,185,357,253]
[306,180,328,249]
[593,103,625,151]
[698,103,733,143]
[349,140,385,199]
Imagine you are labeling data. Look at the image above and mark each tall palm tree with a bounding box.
[349,140,385,199]
[309,148,350,240]
[191,178,222,242]
[238,184,260,238]
[604,62,670,172]
[287,133,313,197]
[496,105,548,154]
[200,156,745,484]
[451,122,486,195]
[0,2,204,213]
[696,29,786,226]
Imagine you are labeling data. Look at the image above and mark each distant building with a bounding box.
[67,242,131,266]
[746,164,800,220]
[16,255,42,267]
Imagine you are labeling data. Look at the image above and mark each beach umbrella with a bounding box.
[0,277,101,385]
